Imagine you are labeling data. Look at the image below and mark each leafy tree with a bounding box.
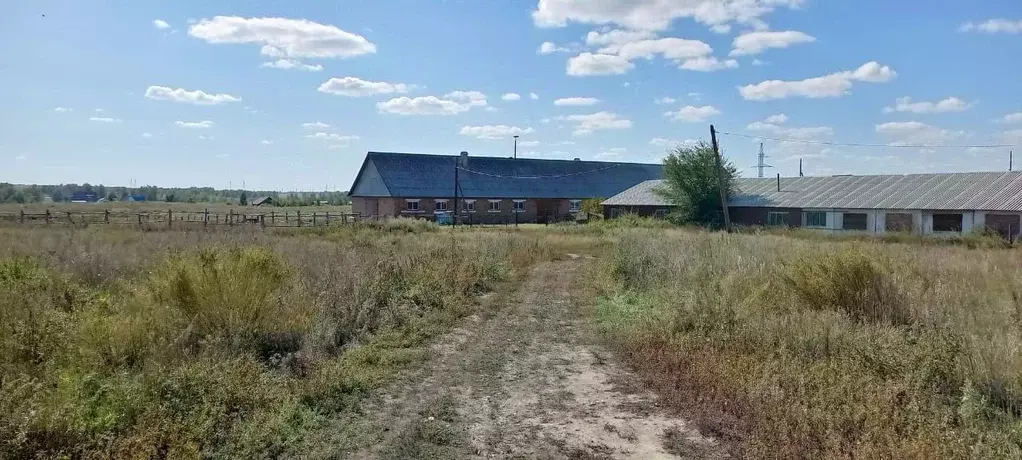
[656,140,738,224]
[239,191,248,206]
[581,198,604,217]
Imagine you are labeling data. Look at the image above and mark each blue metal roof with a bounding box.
[350,151,663,199]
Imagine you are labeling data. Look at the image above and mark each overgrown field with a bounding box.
[590,229,1022,459]
[0,221,557,458]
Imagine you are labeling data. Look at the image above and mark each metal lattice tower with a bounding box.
[756,143,773,178]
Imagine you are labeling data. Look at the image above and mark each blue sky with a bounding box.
[3,0,1022,190]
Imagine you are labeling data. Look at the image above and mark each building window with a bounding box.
[435,200,448,212]
[933,213,963,232]
[488,200,501,212]
[842,213,868,230]
[513,200,525,213]
[464,200,476,212]
[885,213,913,232]
[654,209,668,219]
[406,199,420,212]
[569,200,581,213]
[767,212,789,226]
[805,211,827,227]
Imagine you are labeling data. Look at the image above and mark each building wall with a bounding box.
[602,205,671,218]
[353,197,580,223]
[730,207,803,227]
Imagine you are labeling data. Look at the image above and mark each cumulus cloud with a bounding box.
[153,19,171,30]
[530,92,539,100]
[261,140,273,145]
[532,0,805,32]
[553,97,600,106]
[664,105,720,122]
[747,115,833,140]
[306,132,360,143]
[612,37,712,61]
[145,85,241,105]
[89,117,122,123]
[677,56,738,71]
[459,125,535,140]
[959,19,1022,34]
[538,41,574,54]
[556,111,632,135]
[584,29,655,53]
[650,137,698,147]
[317,77,413,97]
[566,53,634,76]
[730,30,815,56]
[54,107,72,113]
[764,114,788,124]
[261,59,323,71]
[1000,113,1022,124]
[654,97,676,105]
[174,120,215,128]
[883,96,972,114]
[302,122,330,129]
[875,121,965,146]
[738,61,896,100]
[188,16,376,59]
[502,93,521,101]
[377,90,488,115]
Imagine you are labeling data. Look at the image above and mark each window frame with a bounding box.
[405,199,421,212]
[488,200,502,212]
[842,212,868,231]
[885,212,913,232]
[463,199,476,212]
[767,212,789,227]
[569,200,582,213]
[434,199,449,212]
[653,209,668,220]
[932,213,964,232]
[805,211,827,228]
[513,199,526,213]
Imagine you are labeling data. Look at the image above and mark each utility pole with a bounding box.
[800,158,804,177]
[513,135,519,159]
[453,159,459,228]
[1011,151,1014,172]
[756,143,772,178]
[710,125,732,233]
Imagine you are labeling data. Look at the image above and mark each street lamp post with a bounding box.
[513,135,519,159]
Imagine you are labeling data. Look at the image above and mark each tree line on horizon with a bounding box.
[0,183,351,206]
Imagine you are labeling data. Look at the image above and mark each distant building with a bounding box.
[603,172,1022,238]
[69,191,98,203]
[348,151,663,223]
[252,196,273,206]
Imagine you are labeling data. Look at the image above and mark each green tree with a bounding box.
[581,198,604,217]
[655,140,738,224]
[239,191,248,206]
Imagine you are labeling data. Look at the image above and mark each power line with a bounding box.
[455,164,621,179]
[717,130,1022,149]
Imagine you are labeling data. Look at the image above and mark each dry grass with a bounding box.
[0,223,553,458]
[589,229,1022,459]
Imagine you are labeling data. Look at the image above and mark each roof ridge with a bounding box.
[366,151,660,166]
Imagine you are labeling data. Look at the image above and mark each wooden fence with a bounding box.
[0,209,365,229]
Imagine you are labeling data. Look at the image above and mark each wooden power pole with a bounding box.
[710,125,732,233]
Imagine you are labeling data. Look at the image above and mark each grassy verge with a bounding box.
[587,229,1022,459]
[0,226,549,458]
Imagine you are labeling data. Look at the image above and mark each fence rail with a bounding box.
[0,209,365,229]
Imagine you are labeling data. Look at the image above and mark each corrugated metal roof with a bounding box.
[602,172,1022,211]
[350,151,663,199]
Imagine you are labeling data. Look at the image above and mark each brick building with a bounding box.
[349,151,662,223]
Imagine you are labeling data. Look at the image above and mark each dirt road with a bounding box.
[352,260,718,459]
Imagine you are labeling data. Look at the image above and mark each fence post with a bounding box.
[270,211,275,225]
[45,210,50,225]
[313,212,317,226]
[229,209,234,227]
[168,209,172,229]
[204,208,209,228]
[19,210,24,224]
[137,213,142,227]
[284,212,289,224]
[260,214,265,229]
[105,209,110,224]
[326,212,331,226]
[297,210,302,227]
[66,212,73,224]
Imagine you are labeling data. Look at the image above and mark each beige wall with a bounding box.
[353,197,580,223]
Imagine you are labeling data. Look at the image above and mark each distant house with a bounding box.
[603,172,1022,238]
[348,151,663,223]
[69,191,98,203]
[124,195,146,202]
[252,196,273,207]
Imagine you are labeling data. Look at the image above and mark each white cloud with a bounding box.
[747,120,833,140]
[188,16,376,60]
[518,140,541,147]
[459,125,535,140]
[141,132,153,138]
[751,59,767,66]
[730,30,815,56]
[596,147,628,160]
[302,122,330,129]
[677,56,738,71]
[538,41,573,54]
[688,92,701,99]
[650,137,698,147]
[554,97,600,106]
[317,77,413,97]
[53,107,72,113]
[306,132,360,143]
[197,135,213,141]
[502,93,521,101]
[557,111,632,135]
[664,105,720,122]
[883,96,972,114]
[93,108,104,113]
[1000,113,1022,124]
[261,59,323,71]
[530,92,539,100]
[566,52,634,76]
[261,140,273,145]
[377,90,488,116]
[959,19,1022,34]
[532,0,805,32]
[174,120,215,129]
[875,121,965,146]
[89,117,122,123]
[611,37,712,61]
[764,113,788,124]
[153,19,171,30]
[739,61,896,100]
[145,85,241,105]
[585,29,656,53]
[654,97,676,105]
